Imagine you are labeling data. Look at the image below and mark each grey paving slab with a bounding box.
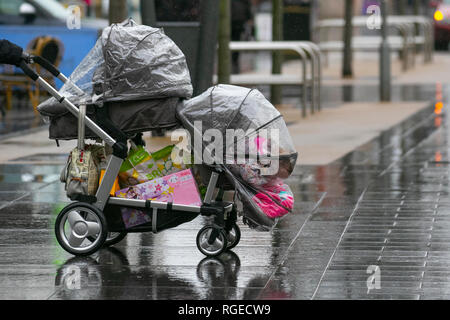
[1,83,450,300]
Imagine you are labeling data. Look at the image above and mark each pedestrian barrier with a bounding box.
[393,15,434,63]
[214,41,322,118]
[314,15,433,71]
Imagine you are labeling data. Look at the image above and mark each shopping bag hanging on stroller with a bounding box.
[60,104,108,201]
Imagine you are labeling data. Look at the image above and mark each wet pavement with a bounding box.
[0,107,44,140]
[0,83,436,140]
[0,84,450,299]
[262,83,437,109]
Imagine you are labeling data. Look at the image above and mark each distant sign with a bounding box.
[366,5,381,30]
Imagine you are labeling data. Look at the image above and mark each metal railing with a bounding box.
[314,15,433,71]
[216,41,322,117]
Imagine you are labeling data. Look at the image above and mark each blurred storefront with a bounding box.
[283,0,316,41]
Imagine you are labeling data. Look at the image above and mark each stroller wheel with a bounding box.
[89,232,127,247]
[55,202,108,256]
[196,226,228,257]
[226,224,241,250]
[103,232,127,247]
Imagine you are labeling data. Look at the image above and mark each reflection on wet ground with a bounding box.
[265,84,436,109]
[0,108,44,139]
[1,85,450,299]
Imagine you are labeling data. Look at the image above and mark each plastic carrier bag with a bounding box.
[118,143,190,188]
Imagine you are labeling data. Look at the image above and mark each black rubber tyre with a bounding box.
[196,226,228,257]
[55,202,108,256]
[196,257,226,283]
[226,223,241,250]
[103,232,128,247]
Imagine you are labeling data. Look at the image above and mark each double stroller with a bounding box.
[0,20,297,257]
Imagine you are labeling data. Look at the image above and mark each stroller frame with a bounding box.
[15,50,240,257]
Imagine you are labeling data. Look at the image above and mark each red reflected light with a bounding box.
[435,116,442,128]
[436,151,442,163]
[436,82,443,101]
[435,102,444,114]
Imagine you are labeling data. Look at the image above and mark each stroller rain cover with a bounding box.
[37,19,192,139]
[177,85,298,231]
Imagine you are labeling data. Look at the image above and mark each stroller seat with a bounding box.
[38,97,181,140]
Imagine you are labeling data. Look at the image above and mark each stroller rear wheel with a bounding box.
[196,226,228,257]
[104,232,127,247]
[87,231,127,247]
[55,202,108,256]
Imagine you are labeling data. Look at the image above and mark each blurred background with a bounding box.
[0,0,442,106]
[0,0,445,158]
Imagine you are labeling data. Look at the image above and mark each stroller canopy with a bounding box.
[37,19,192,140]
[48,18,192,106]
[177,84,297,158]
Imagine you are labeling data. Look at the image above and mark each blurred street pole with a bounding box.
[380,0,391,102]
[398,0,407,62]
[342,0,353,78]
[140,0,156,26]
[398,0,407,15]
[109,0,128,24]
[196,1,220,95]
[413,0,421,36]
[218,0,231,84]
[271,0,283,105]
[94,0,102,18]
[414,0,421,15]
[424,0,430,16]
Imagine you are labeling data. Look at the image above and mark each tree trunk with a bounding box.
[398,0,407,15]
[271,0,283,105]
[218,0,231,84]
[414,0,421,16]
[380,0,391,101]
[413,0,421,36]
[94,0,102,18]
[109,0,128,24]
[196,1,220,95]
[342,0,353,78]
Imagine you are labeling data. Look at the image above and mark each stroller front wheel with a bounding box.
[196,226,228,257]
[55,202,108,256]
[226,224,241,250]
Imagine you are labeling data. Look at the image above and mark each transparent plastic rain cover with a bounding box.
[177,85,298,231]
[38,18,192,109]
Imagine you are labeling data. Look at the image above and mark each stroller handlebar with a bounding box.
[1,39,121,152]
[32,55,61,77]
[0,39,61,81]
[0,38,39,82]
[0,39,24,66]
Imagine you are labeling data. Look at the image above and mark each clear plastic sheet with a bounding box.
[177,84,298,231]
[38,19,192,113]
[94,19,192,101]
